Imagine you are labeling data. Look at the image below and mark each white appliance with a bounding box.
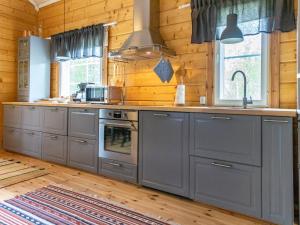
[18,36,50,102]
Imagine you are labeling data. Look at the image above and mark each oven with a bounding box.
[99,109,138,165]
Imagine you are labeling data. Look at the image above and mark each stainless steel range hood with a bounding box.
[109,0,176,61]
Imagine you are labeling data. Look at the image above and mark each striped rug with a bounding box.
[0,159,48,188]
[0,185,171,225]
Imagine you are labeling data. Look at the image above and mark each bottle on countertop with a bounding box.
[174,74,185,106]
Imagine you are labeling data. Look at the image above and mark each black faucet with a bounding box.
[231,70,253,109]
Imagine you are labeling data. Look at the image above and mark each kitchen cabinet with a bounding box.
[3,105,22,128]
[2,103,296,224]
[190,113,261,166]
[190,156,261,218]
[68,137,98,173]
[99,158,137,183]
[3,127,22,153]
[42,107,68,135]
[42,134,67,165]
[139,111,189,197]
[22,106,42,131]
[21,130,42,159]
[262,117,293,225]
[69,108,98,140]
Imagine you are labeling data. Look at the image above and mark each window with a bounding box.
[214,34,269,106]
[60,57,103,97]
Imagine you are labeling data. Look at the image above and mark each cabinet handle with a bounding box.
[74,139,87,144]
[26,132,35,136]
[8,129,15,133]
[153,113,169,118]
[211,116,232,120]
[30,107,36,110]
[211,162,233,169]
[74,112,95,116]
[51,108,59,112]
[107,162,122,167]
[50,135,58,140]
[264,119,289,124]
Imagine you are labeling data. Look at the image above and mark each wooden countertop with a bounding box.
[2,102,297,117]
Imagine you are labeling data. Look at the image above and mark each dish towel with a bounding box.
[153,57,174,83]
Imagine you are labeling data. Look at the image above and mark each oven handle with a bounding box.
[100,122,138,131]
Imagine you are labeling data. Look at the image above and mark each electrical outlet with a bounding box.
[200,96,206,105]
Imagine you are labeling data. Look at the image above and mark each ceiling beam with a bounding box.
[28,0,61,11]
[28,0,39,10]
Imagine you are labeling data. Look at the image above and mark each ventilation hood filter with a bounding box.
[109,0,176,61]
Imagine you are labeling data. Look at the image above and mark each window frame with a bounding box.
[214,33,270,107]
[59,57,104,97]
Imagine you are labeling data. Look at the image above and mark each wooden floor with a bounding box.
[0,150,274,225]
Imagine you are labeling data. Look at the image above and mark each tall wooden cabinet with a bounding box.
[18,36,50,102]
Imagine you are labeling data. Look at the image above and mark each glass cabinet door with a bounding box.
[18,61,23,89]
[18,60,29,89]
[19,39,29,59]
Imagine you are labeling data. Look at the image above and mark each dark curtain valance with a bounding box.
[51,24,105,62]
[191,0,296,44]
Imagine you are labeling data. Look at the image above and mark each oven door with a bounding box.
[99,119,138,165]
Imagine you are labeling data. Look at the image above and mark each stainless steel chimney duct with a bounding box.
[110,0,176,61]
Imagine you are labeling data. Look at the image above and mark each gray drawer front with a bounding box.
[42,107,68,135]
[190,156,261,218]
[68,137,98,173]
[99,158,137,183]
[3,127,22,153]
[22,106,42,131]
[190,113,261,166]
[69,108,98,140]
[42,134,67,165]
[21,130,42,159]
[3,105,22,128]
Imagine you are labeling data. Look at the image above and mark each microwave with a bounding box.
[86,85,123,104]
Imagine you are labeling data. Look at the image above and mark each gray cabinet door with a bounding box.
[190,156,261,218]
[3,105,22,128]
[42,107,68,135]
[21,130,42,159]
[190,113,261,166]
[3,127,22,153]
[22,106,42,131]
[262,117,293,225]
[42,134,67,165]
[139,111,189,197]
[99,158,137,184]
[69,108,98,140]
[68,137,98,173]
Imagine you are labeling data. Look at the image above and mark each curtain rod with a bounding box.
[178,3,190,9]
[103,21,118,27]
